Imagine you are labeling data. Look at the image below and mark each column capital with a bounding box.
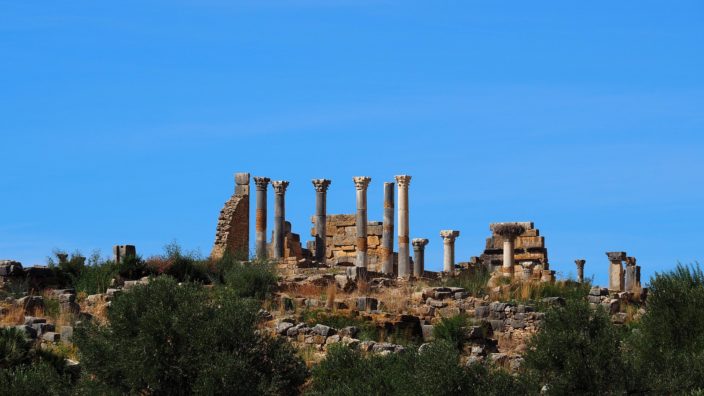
[235,172,250,185]
[606,251,626,262]
[353,176,372,190]
[253,176,271,190]
[312,178,332,192]
[493,223,525,239]
[394,174,412,187]
[575,259,586,267]
[440,230,460,241]
[412,238,429,248]
[625,256,637,267]
[271,180,290,195]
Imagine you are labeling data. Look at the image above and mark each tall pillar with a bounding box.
[494,223,525,278]
[395,175,412,278]
[575,259,586,283]
[271,181,289,259]
[253,177,270,260]
[312,179,332,263]
[381,182,395,275]
[353,176,372,268]
[440,230,460,273]
[412,238,429,278]
[606,252,626,291]
[625,256,637,292]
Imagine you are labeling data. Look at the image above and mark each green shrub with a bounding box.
[308,342,531,396]
[522,299,626,395]
[71,261,119,295]
[0,327,32,369]
[222,260,278,299]
[433,314,471,351]
[627,263,704,393]
[74,276,307,395]
[0,362,71,396]
[116,254,147,280]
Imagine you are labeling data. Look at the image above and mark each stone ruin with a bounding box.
[606,252,643,293]
[477,222,555,282]
[208,172,599,284]
[211,173,250,260]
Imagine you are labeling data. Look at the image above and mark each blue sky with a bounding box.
[1,1,702,286]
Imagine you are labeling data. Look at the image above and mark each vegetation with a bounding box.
[0,327,72,395]
[440,267,491,297]
[433,314,473,351]
[300,309,379,341]
[627,263,704,393]
[308,342,531,396]
[74,276,307,395]
[522,299,626,395]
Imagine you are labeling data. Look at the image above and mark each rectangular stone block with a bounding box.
[333,234,356,246]
[328,215,356,226]
[515,236,544,249]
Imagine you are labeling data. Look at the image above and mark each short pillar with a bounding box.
[606,252,626,291]
[353,176,372,268]
[381,182,395,275]
[271,181,290,259]
[253,177,271,260]
[395,175,412,277]
[312,179,332,263]
[575,259,586,283]
[520,261,533,280]
[625,257,637,292]
[440,230,460,273]
[113,245,136,264]
[494,223,526,278]
[412,238,429,278]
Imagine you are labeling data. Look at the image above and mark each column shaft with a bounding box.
[254,177,270,260]
[440,230,459,273]
[312,179,331,263]
[502,240,514,276]
[381,182,395,275]
[412,238,429,278]
[353,177,371,268]
[271,181,289,259]
[395,175,411,277]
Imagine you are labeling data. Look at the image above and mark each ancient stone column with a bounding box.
[312,179,332,263]
[412,238,429,278]
[440,230,460,273]
[381,182,395,275]
[271,181,289,259]
[606,252,626,291]
[395,175,412,278]
[494,223,525,278]
[113,245,136,264]
[253,177,270,260]
[353,176,372,268]
[575,259,586,283]
[625,256,637,292]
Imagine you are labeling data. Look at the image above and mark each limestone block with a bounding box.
[333,234,356,246]
[367,235,380,248]
[515,236,544,249]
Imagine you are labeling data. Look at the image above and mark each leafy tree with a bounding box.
[74,276,307,395]
[433,314,471,351]
[522,299,626,395]
[308,342,531,396]
[627,263,704,393]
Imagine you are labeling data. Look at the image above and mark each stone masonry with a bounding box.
[479,222,552,280]
[211,173,250,260]
[310,214,398,272]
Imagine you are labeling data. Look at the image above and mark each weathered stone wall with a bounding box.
[310,214,397,272]
[211,173,250,259]
[480,222,551,279]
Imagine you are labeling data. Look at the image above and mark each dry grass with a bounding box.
[291,283,326,299]
[325,284,336,310]
[373,284,414,314]
[0,303,26,326]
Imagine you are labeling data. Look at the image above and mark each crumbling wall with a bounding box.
[211,173,250,260]
[480,222,552,279]
[310,214,397,271]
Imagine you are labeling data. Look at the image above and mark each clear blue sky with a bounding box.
[1,1,703,286]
